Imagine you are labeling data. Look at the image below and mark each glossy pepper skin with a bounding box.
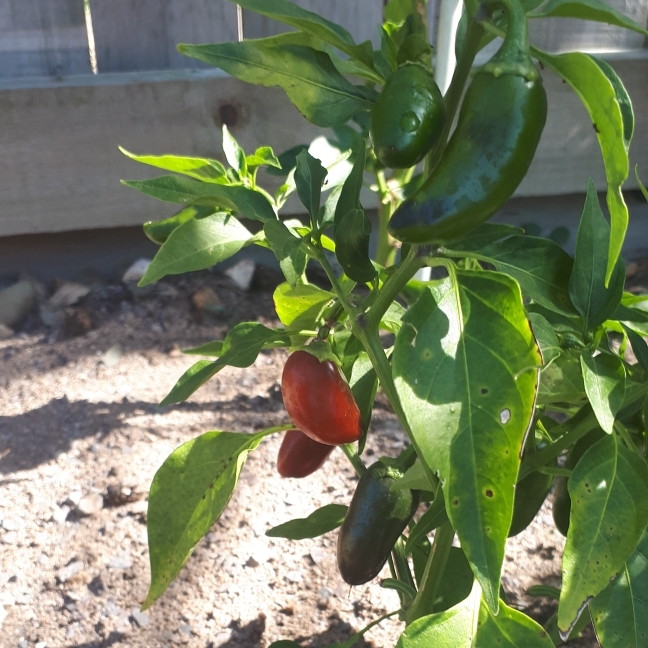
[370,64,446,169]
[281,350,362,446]
[276,429,334,478]
[337,461,420,585]
[508,470,554,537]
[389,0,547,244]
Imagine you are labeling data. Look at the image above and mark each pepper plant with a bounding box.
[122,0,648,645]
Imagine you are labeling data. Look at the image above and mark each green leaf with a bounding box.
[119,147,227,182]
[380,28,399,72]
[334,144,366,231]
[397,461,437,493]
[143,205,216,245]
[140,213,253,286]
[536,51,629,284]
[319,185,343,230]
[435,547,475,613]
[397,582,554,647]
[143,428,275,608]
[294,150,328,225]
[528,312,561,367]
[268,642,302,648]
[122,175,276,222]
[444,223,522,254]
[160,323,290,405]
[569,180,625,330]
[246,146,281,170]
[558,434,648,635]
[178,42,373,128]
[480,236,576,316]
[264,220,307,287]
[381,301,407,334]
[265,503,348,539]
[393,270,541,611]
[622,325,648,373]
[580,351,626,434]
[273,283,334,330]
[348,352,378,436]
[537,0,648,36]
[637,165,648,202]
[335,208,376,283]
[590,526,648,648]
[230,0,379,79]
[222,125,246,175]
[266,144,309,177]
[537,350,586,405]
[181,340,225,356]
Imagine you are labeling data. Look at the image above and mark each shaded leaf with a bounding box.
[143,205,216,245]
[123,175,276,222]
[335,208,376,283]
[580,351,626,434]
[143,428,275,608]
[264,220,307,287]
[160,323,290,405]
[348,352,378,436]
[273,283,334,330]
[334,144,366,231]
[393,271,541,611]
[294,150,328,225]
[444,223,522,254]
[537,350,586,405]
[140,213,253,286]
[222,125,246,174]
[266,144,309,177]
[622,325,648,373]
[178,42,373,128]
[528,312,561,367]
[558,434,648,635]
[569,180,625,330]
[266,504,348,539]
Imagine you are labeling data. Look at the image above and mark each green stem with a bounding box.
[423,17,485,177]
[615,421,644,458]
[538,466,572,478]
[393,537,416,592]
[376,199,395,268]
[405,523,455,624]
[341,443,366,476]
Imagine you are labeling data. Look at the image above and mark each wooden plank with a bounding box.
[242,0,384,47]
[0,53,645,237]
[89,0,239,72]
[0,0,90,78]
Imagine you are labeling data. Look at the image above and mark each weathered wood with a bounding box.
[0,52,646,237]
[89,0,239,72]
[0,0,90,78]
[242,0,384,47]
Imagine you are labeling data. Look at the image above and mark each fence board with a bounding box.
[0,0,90,78]
[242,0,384,47]
[89,0,238,73]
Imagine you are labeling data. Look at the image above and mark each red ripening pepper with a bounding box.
[281,350,363,446]
[276,429,334,478]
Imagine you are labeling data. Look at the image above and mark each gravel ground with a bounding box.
[0,267,601,647]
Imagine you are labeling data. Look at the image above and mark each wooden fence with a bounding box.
[0,0,647,236]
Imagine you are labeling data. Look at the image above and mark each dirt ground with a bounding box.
[0,263,609,648]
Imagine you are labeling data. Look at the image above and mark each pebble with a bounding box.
[108,556,133,570]
[284,570,303,584]
[192,287,223,314]
[130,608,150,628]
[122,259,152,283]
[100,344,123,368]
[225,259,256,291]
[309,547,326,565]
[64,491,83,507]
[48,282,90,309]
[35,642,47,648]
[18,641,28,648]
[0,323,13,339]
[0,592,15,606]
[1,519,17,532]
[178,623,193,635]
[77,493,104,516]
[56,561,85,583]
[0,280,35,327]
[52,506,70,525]
[103,599,125,617]
[1,532,17,545]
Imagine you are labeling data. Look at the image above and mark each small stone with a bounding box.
[18,640,28,648]
[48,282,90,309]
[109,556,132,570]
[150,323,163,334]
[77,493,104,516]
[62,308,94,338]
[0,281,35,327]
[225,259,256,291]
[103,599,125,617]
[0,591,15,606]
[64,491,83,507]
[35,642,48,648]
[122,259,152,283]
[1,519,17,532]
[310,547,326,565]
[179,624,192,635]
[52,506,70,525]
[0,324,13,339]
[100,344,123,368]
[56,560,84,583]
[245,557,259,568]
[130,608,150,628]
[191,287,223,314]
[1,532,17,545]
[284,570,303,584]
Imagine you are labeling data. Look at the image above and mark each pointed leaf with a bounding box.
[480,236,576,316]
[334,145,366,231]
[246,146,281,170]
[265,504,347,540]
[222,125,246,174]
[335,208,376,283]
[536,51,629,284]
[393,270,541,611]
[178,42,373,128]
[143,428,275,608]
[590,527,648,648]
[348,352,378,436]
[580,351,626,434]
[294,150,328,224]
[637,166,648,202]
[143,205,216,245]
[160,323,290,405]
[537,0,648,37]
[569,180,625,330]
[122,175,276,222]
[140,213,253,285]
[264,220,307,287]
[273,283,334,330]
[398,582,554,647]
[558,434,648,634]
[267,144,309,177]
[120,147,227,182]
[537,350,586,405]
[444,223,522,254]
[528,312,561,367]
[622,325,648,373]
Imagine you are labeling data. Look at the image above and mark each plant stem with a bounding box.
[392,537,416,592]
[376,199,395,268]
[341,443,366,476]
[405,523,455,624]
[615,421,644,458]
